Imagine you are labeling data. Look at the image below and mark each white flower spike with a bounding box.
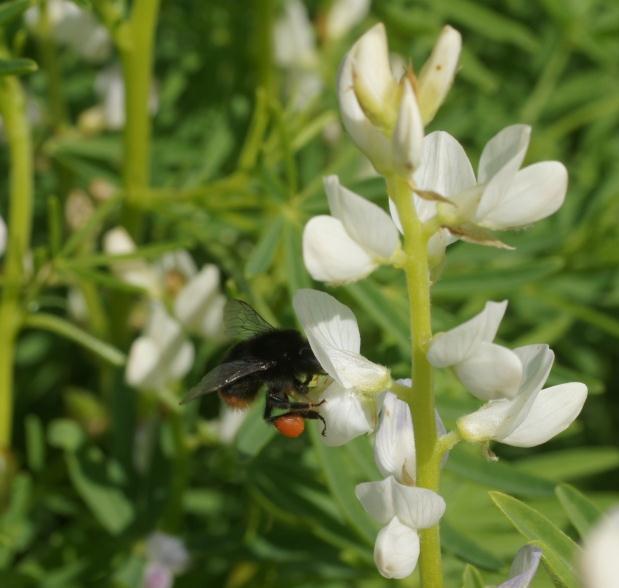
[581,508,619,588]
[497,545,542,588]
[356,476,446,579]
[428,301,524,400]
[303,175,401,284]
[126,304,194,393]
[410,126,567,236]
[293,289,390,445]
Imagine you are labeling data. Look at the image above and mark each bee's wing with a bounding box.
[181,359,275,404]
[224,299,275,339]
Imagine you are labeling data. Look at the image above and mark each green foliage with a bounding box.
[0,0,617,586]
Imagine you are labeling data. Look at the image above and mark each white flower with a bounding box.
[497,545,542,588]
[95,65,159,130]
[143,532,189,588]
[580,508,619,588]
[428,301,524,400]
[174,264,226,339]
[337,23,460,174]
[303,175,401,284]
[25,0,111,62]
[293,289,390,446]
[0,214,6,257]
[273,0,322,110]
[126,304,194,392]
[409,126,567,235]
[324,0,370,41]
[103,227,160,295]
[356,476,445,579]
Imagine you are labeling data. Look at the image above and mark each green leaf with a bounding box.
[308,424,378,545]
[442,521,503,570]
[47,419,85,452]
[25,415,45,472]
[283,221,310,295]
[0,0,30,26]
[66,447,133,535]
[235,401,276,457]
[556,484,601,538]
[490,492,580,588]
[245,216,283,277]
[446,448,555,497]
[0,58,37,77]
[462,564,485,588]
[516,447,619,481]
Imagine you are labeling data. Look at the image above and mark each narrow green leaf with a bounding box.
[490,492,580,588]
[446,448,555,497]
[0,0,31,25]
[309,424,378,545]
[462,564,485,588]
[556,484,601,538]
[23,313,126,367]
[25,415,45,472]
[47,419,85,452]
[442,521,503,570]
[283,221,310,295]
[245,216,283,277]
[516,447,619,481]
[66,447,133,534]
[235,401,276,457]
[0,58,37,77]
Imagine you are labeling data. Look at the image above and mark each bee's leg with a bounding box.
[267,394,325,411]
[266,410,327,437]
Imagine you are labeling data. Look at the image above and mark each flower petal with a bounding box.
[318,382,374,446]
[477,161,568,230]
[374,517,420,579]
[498,545,542,588]
[391,78,424,174]
[126,337,160,390]
[417,25,462,124]
[174,265,223,335]
[324,175,400,260]
[498,382,588,447]
[146,532,190,572]
[581,508,619,588]
[326,348,390,391]
[168,341,194,382]
[0,214,7,256]
[457,398,513,442]
[324,0,370,40]
[478,124,531,184]
[427,300,508,368]
[303,215,378,284]
[453,342,523,400]
[355,477,396,525]
[273,0,317,68]
[391,481,446,529]
[413,131,476,199]
[374,391,416,483]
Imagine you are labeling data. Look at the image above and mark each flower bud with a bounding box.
[392,78,424,175]
[373,517,420,579]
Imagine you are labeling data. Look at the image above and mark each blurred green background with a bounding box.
[1,0,618,586]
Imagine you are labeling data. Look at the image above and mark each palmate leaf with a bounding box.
[490,492,580,588]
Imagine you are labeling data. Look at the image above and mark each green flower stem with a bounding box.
[388,175,443,588]
[118,0,161,239]
[0,66,33,451]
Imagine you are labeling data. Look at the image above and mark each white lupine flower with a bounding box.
[0,214,6,257]
[497,545,542,588]
[409,126,567,235]
[324,0,370,40]
[457,344,587,447]
[25,0,111,62]
[338,23,460,174]
[303,175,401,284]
[126,304,194,392]
[428,301,524,400]
[95,65,159,130]
[356,476,446,579]
[273,0,322,110]
[580,508,619,588]
[293,289,390,446]
[143,532,189,588]
[103,227,160,295]
[174,264,226,339]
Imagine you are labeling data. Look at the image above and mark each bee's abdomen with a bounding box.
[218,377,261,409]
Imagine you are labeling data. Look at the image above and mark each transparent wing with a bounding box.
[181,359,275,404]
[224,299,274,339]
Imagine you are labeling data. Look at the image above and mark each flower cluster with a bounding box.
[295,19,589,582]
[103,227,226,393]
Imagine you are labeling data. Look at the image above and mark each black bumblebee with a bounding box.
[182,300,326,437]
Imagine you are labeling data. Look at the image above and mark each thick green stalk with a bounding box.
[118,0,161,239]
[388,176,442,588]
[0,69,33,451]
